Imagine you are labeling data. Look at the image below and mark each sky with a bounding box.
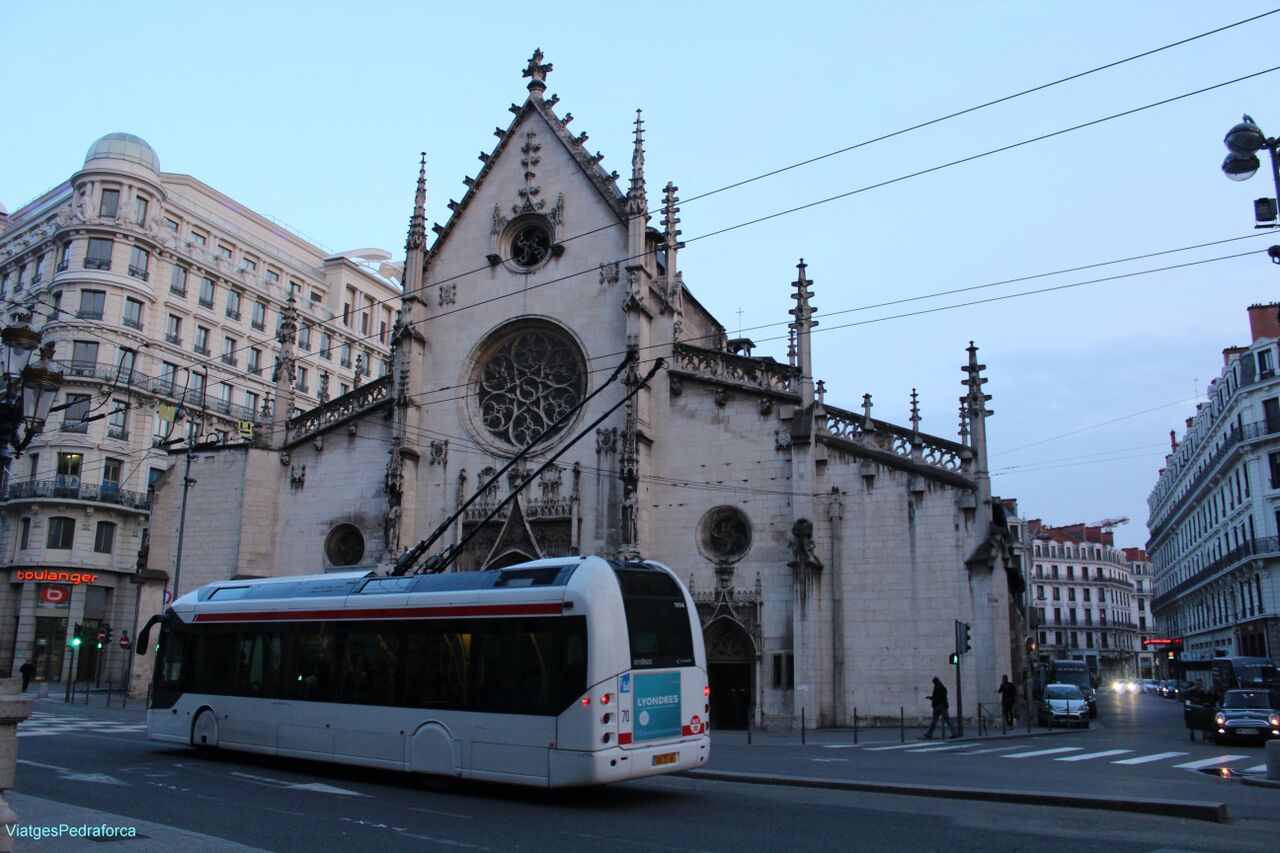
[4,1,1280,550]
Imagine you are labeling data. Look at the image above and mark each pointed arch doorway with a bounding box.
[704,618,754,729]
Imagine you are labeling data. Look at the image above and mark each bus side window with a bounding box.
[237,632,283,698]
[340,630,399,706]
[402,627,468,710]
[195,631,238,696]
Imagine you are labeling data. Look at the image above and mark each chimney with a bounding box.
[1247,303,1280,342]
[1223,345,1248,366]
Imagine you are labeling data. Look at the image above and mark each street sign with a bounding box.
[119,633,131,651]
[163,588,173,605]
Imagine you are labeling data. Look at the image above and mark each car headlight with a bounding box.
[1215,713,1226,726]
[1270,715,1279,728]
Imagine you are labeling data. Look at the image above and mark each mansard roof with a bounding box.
[426,90,629,263]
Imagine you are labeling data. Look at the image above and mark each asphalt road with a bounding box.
[8,690,1280,852]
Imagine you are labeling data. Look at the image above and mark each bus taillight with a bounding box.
[581,696,590,706]
[601,693,612,705]
[704,685,711,697]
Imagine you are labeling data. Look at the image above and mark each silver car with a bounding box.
[1038,683,1090,728]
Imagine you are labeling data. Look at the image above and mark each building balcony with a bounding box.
[221,354,238,367]
[165,333,182,345]
[76,310,104,321]
[106,426,128,441]
[51,359,265,425]
[128,265,149,281]
[60,421,89,434]
[170,285,187,298]
[3,479,151,511]
[83,259,110,271]
[251,320,265,331]
[123,317,143,331]
[1152,536,1280,612]
[193,345,210,356]
[226,309,241,321]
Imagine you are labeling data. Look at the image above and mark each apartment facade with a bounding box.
[0,133,399,685]
[1147,304,1280,667]
[1026,521,1142,682]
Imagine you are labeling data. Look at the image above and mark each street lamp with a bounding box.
[1221,114,1280,230]
[0,316,64,469]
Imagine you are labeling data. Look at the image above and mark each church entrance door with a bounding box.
[705,618,754,730]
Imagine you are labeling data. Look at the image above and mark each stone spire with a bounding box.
[861,393,874,432]
[405,153,427,255]
[523,48,553,97]
[789,259,818,410]
[910,389,921,436]
[269,289,299,448]
[661,181,683,315]
[626,110,647,217]
[961,341,993,487]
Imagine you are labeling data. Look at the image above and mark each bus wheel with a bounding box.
[192,708,220,750]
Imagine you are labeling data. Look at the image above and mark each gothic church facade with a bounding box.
[143,52,1021,728]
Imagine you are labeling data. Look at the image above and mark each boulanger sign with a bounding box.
[15,569,100,585]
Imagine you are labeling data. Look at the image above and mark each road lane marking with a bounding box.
[1054,749,1134,762]
[1111,752,1188,765]
[230,771,370,796]
[1002,747,1083,759]
[821,744,858,749]
[865,741,950,751]
[1172,755,1249,770]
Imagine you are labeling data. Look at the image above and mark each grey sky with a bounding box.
[5,1,1280,549]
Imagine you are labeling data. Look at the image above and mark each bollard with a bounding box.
[801,708,806,745]
[853,708,858,745]
[900,707,905,742]
[1267,739,1280,781]
[0,677,33,851]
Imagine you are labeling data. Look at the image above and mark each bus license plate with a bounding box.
[1236,728,1259,736]
[652,752,678,767]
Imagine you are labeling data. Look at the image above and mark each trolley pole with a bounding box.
[171,438,197,601]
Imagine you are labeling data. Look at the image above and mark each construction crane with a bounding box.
[1090,517,1130,531]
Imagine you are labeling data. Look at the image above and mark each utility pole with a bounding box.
[171,435,197,602]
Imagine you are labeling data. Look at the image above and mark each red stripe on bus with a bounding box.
[192,603,564,623]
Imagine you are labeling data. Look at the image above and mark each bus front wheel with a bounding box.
[192,708,220,750]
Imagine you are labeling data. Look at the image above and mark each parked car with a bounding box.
[1038,683,1090,728]
[1211,689,1280,744]
[1141,680,1160,694]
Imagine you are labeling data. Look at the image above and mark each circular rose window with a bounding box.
[698,506,752,563]
[475,324,586,448]
[510,221,552,269]
[325,523,365,566]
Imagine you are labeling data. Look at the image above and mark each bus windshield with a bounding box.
[1236,662,1279,684]
[614,567,694,669]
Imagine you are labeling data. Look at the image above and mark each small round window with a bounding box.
[325,523,365,566]
[506,217,553,270]
[699,506,752,563]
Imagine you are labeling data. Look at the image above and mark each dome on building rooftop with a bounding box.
[84,133,160,172]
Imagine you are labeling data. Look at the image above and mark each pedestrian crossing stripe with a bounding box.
[1172,755,1249,770]
[17,714,145,737]
[1110,751,1188,765]
[903,744,971,753]
[1003,747,1082,759]
[1054,749,1133,762]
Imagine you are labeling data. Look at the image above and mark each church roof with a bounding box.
[426,51,629,262]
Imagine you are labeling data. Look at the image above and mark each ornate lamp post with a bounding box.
[0,316,64,476]
[1221,114,1280,231]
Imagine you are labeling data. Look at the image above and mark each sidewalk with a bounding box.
[711,715,1078,747]
[21,684,148,713]
[5,792,270,852]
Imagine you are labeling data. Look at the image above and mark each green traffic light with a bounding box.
[71,637,81,648]
[949,653,959,665]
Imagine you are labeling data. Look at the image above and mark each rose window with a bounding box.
[477,327,585,447]
[700,506,752,562]
[510,222,552,269]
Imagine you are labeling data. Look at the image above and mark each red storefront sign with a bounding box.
[39,585,70,606]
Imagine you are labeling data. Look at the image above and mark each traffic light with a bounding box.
[102,623,113,645]
[1025,635,1037,654]
[955,621,971,655]
[949,653,960,665]
[71,623,83,648]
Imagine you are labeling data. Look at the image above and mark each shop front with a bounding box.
[7,567,115,684]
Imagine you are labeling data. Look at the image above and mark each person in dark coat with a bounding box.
[924,676,957,738]
[19,660,34,692]
[998,675,1017,726]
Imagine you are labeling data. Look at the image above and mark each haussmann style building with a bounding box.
[0,133,400,688]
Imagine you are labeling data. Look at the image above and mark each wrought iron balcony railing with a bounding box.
[3,479,152,510]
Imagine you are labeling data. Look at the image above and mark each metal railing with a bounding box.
[4,479,151,510]
[1152,536,1280,611]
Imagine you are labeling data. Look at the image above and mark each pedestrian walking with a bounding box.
[923,676,957,738]
[19,660,34,692]
[998,674,1017,727]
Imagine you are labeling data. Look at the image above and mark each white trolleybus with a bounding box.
[138,556,709,787]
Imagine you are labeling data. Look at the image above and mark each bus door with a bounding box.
[221,632,284,750]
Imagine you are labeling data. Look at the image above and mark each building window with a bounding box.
[102,457,122,491]
[771,653,795,690]
[194,326,210,356]
[18,518,30,551]
[340,343,351,367]
[216,244,233,260]
[226,289,242,320]
[342,302,351,326]
[242,256,257,273]
[170,265,188,296]
[77,289,106,321]
[69,340,99,375]
[189,371,206,405]
[247,347,262,376]
[107,400,128,440]
[165,315,182,345]
[308,290,320,302]
[360,312,369,335]
[61,394,90,433]
[99,189,120,218]
[94,521,116,554]
[379,321,388,344]
[159,361,177,395]
[252,301,266,330]
[1260,348,1275,377]
[135,196,149,226]
[265,269,280,285]
[164,217,179,232]
[190,230,207,247]
[199,277,215,308]
[58,242,72,272]
[217,382,232,412]
[33,254,47,284]
[296,366,308,393]
[222,336,238,365]
[123,297,144,330]
[297,325,310,351]
[245,390,259,415]
[320,333,332,360]
[84,239,112,271]
[46,516,75,550]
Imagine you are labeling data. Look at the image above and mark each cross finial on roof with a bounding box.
[861,393,874,431]
[627,109,647,215]
[910,388,921,434]
[523,48,553,95]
